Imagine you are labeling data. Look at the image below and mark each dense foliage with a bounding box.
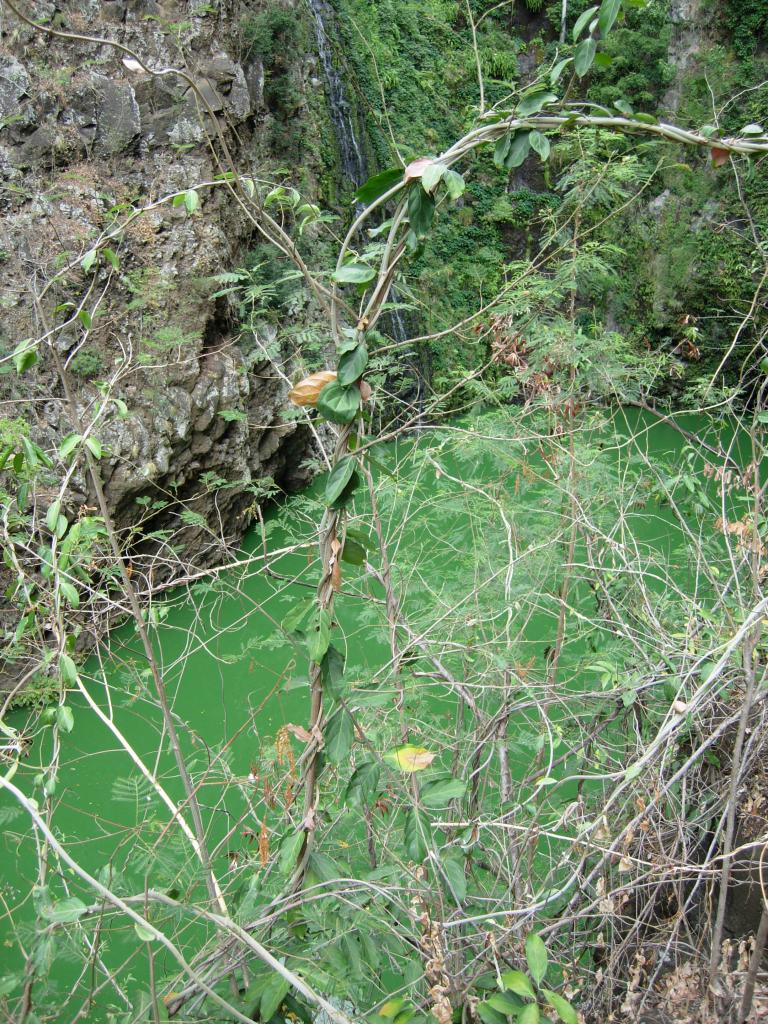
[2,1,768,1023]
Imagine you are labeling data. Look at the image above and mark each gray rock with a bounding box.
[91,74,140,155]
[100,1,127,23]
[0,56,31,121]
[245,60,265,109]
[12,126,56,168]
[186,77,226,113]
[199,56,251,119]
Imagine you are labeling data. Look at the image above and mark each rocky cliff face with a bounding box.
[663,0,702,112]
[0,0,320,574]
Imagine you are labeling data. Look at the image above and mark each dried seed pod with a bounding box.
[359,379,372,401]
[288,370,337,407]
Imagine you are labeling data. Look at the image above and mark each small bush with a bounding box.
[69,350,104,379]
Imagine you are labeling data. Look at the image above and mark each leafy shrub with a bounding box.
[68,350,104,379]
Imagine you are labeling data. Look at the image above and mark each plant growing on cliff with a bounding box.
[2,2,768,1024]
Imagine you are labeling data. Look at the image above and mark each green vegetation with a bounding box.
[2,2,768,1023]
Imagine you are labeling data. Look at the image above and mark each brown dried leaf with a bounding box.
[330,536,342,592]
[288,370,337,407]
[258,820,269,867]
[284,722,312,743]
[404,157,434,181]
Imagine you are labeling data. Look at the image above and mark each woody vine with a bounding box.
[2,0,768,1022]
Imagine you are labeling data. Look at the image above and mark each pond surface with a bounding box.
[0,406,742,1021]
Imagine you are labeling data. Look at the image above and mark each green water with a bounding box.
[0,407,743,1021]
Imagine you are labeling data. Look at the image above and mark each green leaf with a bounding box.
[421,162,446,193]
[84,437,102,459]
[574,37,597,76]
[59,653,79,687]
[278,830,304,875]
[741,123,766,136]
[260,973,290,1021]
[324,709,353,764]
[518,91,558,116]
[103,247,120,270]
[593,51,613,68]
[13,340,38,375]
[542,989,578,1024]
[332,263,377,285]
[328,471,360,511]
[407,186,435,237]
[519,1005,540,1024]
[443,168,465,199]
[41,897,87,923]
[184,189,200,213]
[573,4,598,40]
[342,933,365,981]
[59,434,82,462]
[486,992,524,1014]
[346,526,373,549]
[404,808,429,862]
[336,332,360,355]
[355,167,403,205]
[77,309,92,330]
[505,131,532,169]
[525,933,548,984]
[358,929,382,971]
[56,705,75,733]
[375,997,408,1021]
[441,855,466,902]
[306,852,340,884]
[344,760,380,809]
[321,645,346,698]
[324,457,357,505]
[494,133,512,168]
[81,249,97,273]
[317,381,361,425]
[0,976,20,997]
[46,500,62,534]
[614,99,634,115]
[306,608,331,664]
[420,777,467,808]
[59,581,80,609]
[500,970,536,999]
[476,1001,507,1024]
[337,343,368,386]
[341,538,366,565]
[282,597,315,634]
[529,130,551,161]
[598,0,621,36]
[134,922,156,942]
[550,57,572,84]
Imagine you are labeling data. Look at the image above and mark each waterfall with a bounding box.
[307,0,425,424]
[307,0,367,188]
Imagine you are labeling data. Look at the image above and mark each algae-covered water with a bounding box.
[0,407,740,1021]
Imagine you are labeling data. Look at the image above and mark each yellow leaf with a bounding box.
[384,744,436,772]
